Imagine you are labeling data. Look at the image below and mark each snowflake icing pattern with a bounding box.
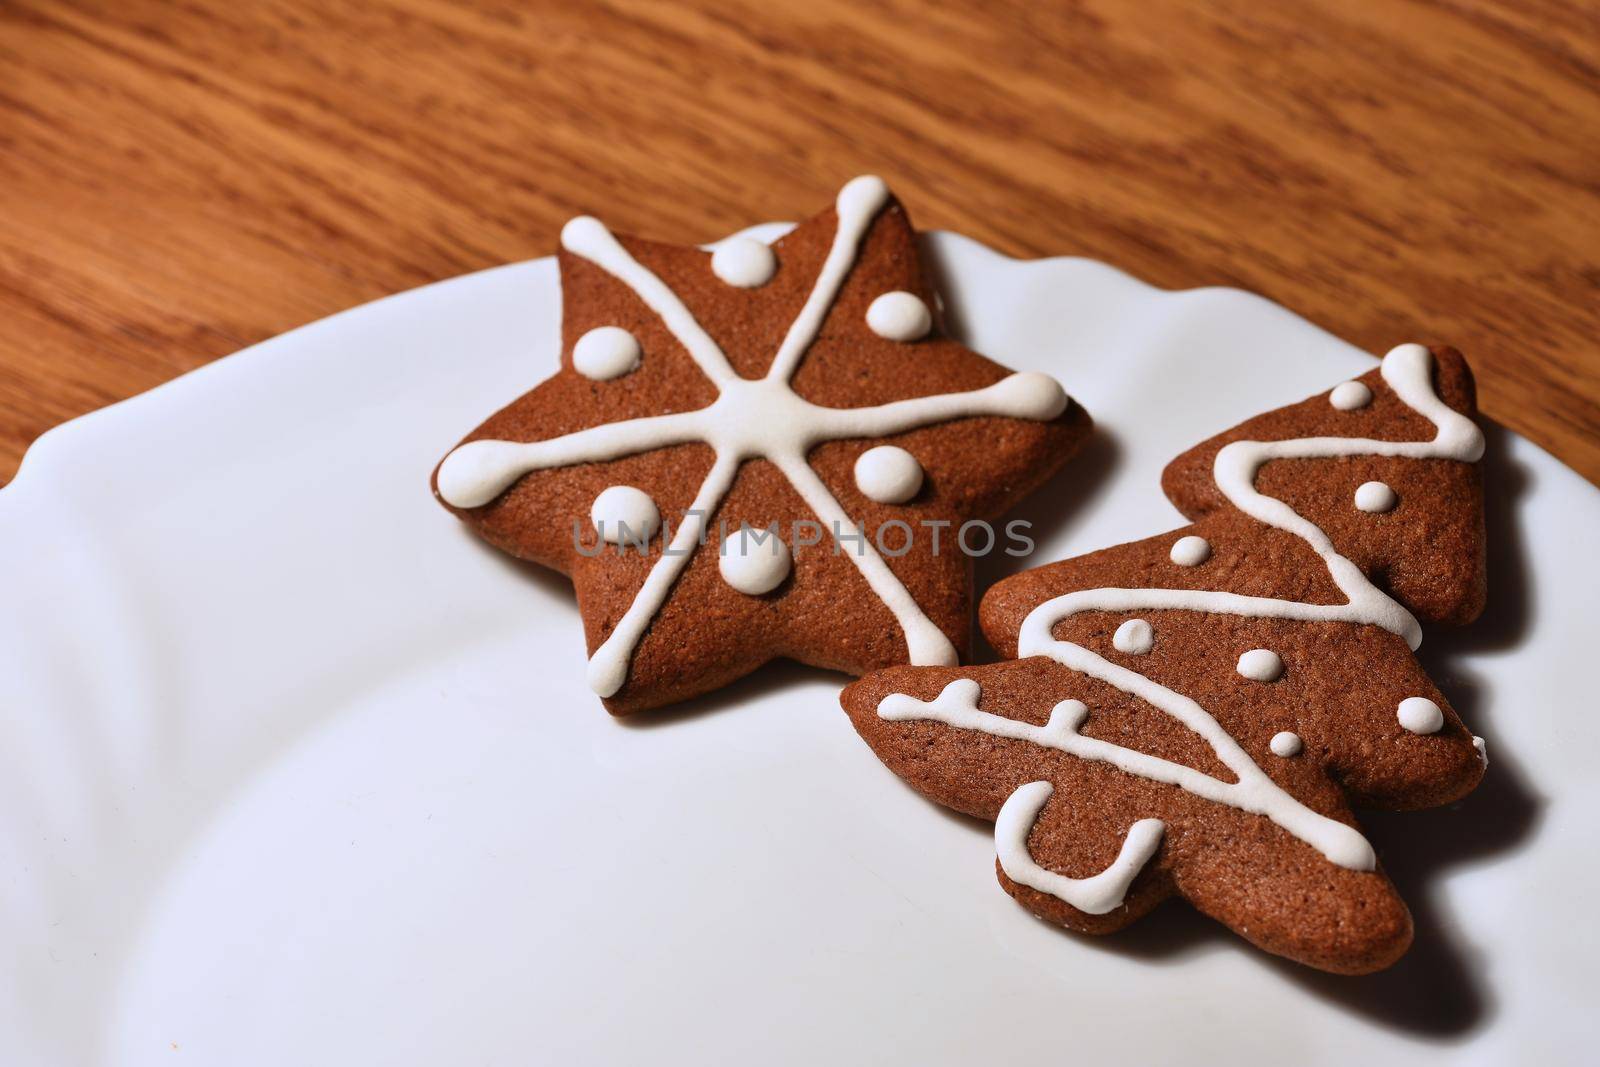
[437,177,1078,704]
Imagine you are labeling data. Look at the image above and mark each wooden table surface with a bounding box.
[2,0,1597,485]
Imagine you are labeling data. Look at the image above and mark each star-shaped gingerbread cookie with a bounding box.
[433,177,1090,713]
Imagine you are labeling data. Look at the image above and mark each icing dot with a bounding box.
[1473,735,1488,766]
[1170,535,1211,567]
[992,371,1070,420]
[1236,649,1284,682]
[1354,481,1398,513]
[590,486,660,544]
[1330,381,1374,410]
[1397,696,1444,735]
[866,291,933,341]
[572,326,641,380]
[854,445,923,504]
[1270,731,1303,758]
[1112,618,1155,655]
[710,237,776,288]
[719,527,791,595]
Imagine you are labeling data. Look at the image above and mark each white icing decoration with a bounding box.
[866,291,932,341]
[1330,381,1374,410]
[879,345,1484,886]
[710,236,776,288]
[1355,480,1398,513]
[1397,696,1444,735]
[1112,619,1154,655]
[996,781,1164,915]
[881,678,1371,872]
[719,527,791,595]
[1169,535,1211,566]
[590,485,660,544]
[1270,731,1303,758]
[572,326,641,380]
[437,177,1072,697]
[1236,648,1284,682]
[854,445,923,504]
[1473,734,1488,766]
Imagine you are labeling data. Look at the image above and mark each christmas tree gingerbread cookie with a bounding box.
[842,344,1488,974]
[434,178,1090,713]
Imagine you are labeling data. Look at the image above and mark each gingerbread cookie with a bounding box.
[434,177,1090,713]
[843,344,1487,974]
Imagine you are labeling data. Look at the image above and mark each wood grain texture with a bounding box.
[1,0,1597,484]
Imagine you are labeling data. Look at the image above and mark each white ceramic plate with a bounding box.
[3,227,1596,1066]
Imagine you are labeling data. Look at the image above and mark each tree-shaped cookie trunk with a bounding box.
[842,344,1488,975]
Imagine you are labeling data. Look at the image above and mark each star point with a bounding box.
[435,178,1090,711]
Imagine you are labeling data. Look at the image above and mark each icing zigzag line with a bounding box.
[878,345,1483,906]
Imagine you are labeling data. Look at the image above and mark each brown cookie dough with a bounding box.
[843,345,1488,974]
[433,177,1090,713]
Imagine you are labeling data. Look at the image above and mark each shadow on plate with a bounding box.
[899,423,1544,1039]
[453,532,841,729]
[973,429,1124,660]
[464,531,576,602]
[454,357,1540,1040]
[1284,423,1543,1036]
[455,441,1123,730]
[613,658,843,730]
